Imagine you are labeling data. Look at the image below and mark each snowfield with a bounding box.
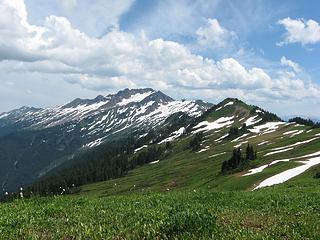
[193,116,234,133]
[249,122,284,134]
[245,115,262,126]
[254,156,320,189]
[158,127,186,144]
[243,159,290,176]
[117,91,154,106]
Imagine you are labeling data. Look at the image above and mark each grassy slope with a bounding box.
[1,102,320,239]
[1,186,320,239]
[79,113,320,196]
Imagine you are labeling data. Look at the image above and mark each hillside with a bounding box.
[1,91,320,239]
[17,95,320,198]
[0,88,211,193]
[76,98,320,196]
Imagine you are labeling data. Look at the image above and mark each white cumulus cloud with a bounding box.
[0,0,320,109]
[196,18,236,48]
[280,56,301,73]
[278,17,320,46]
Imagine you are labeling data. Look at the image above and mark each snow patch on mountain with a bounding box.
[158,127,186,144]
[254,156,320,189]
[193,116,234,133]
[249,122,284,134]
[117,91,154,106]
[245,115,262,126]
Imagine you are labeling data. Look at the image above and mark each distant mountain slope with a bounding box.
[0,88,211,193]
[72,99,320,196]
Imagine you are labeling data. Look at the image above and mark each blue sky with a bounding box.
[0,0,320,117]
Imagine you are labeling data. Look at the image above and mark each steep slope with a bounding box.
[75,99,320,196]
[0,88,211,193]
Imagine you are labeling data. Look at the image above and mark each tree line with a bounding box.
[221,144,257,175]
[289,117,320,128]
[23,136,172,197]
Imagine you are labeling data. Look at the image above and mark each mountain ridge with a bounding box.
[0,88,212,193]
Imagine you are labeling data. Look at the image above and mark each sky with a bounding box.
[0,0,320,117]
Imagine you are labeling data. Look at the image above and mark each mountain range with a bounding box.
[0,88,211,193]
[0,88,319,196]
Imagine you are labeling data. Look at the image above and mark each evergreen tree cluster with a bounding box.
[27,137,172,196]
[221,144,257,174]
[130,143,171,169]
[228,124,247,138]
[288,117,320,128]
[261,111,282,122]
[189,132,204,151]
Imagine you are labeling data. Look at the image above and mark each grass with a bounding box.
[1,185,320,239]
[2,104,320,239]
[78,122,320,197]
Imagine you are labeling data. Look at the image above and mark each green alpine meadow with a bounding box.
[1,96,320,239]
[1,0,320,239]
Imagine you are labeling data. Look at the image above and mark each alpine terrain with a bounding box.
[1,88,320,239]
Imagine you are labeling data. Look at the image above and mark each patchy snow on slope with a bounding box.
[245,115,262,126]
[224,101,234,107]
[158,127,186,144]
[231,133,250,142]
[254,156,320,189]
[265,147,294,156]
[85,137,106,148]
[257,140,269,146]
[234,141,248,148]
[283,130,299,135]
[244,165,268,176]
[139,100,204,125]
[301,151,320,158]
[243,159,290,176]
[209,152,226,158]
[193,116,234,133]
[134,145,148,153]
[270,137,319,152]
[197,145,210,153]
[0,113,9,119]
[214,134,229,142]
[117,91,154,106]
[245,151,320,177]
[215,101,234,111]
[149,160,160,164]
[290,130,304,137]
[249,122,284,134]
